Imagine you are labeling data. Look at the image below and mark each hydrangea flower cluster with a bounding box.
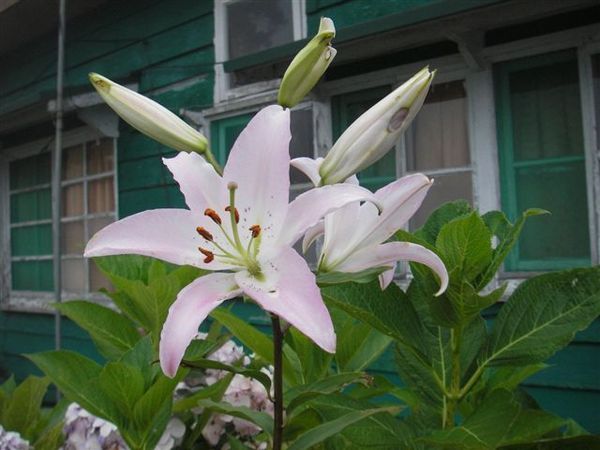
[0,425,30,450]
[62,403,128,450]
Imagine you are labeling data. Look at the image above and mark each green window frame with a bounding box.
[495,50,591,271]
[331,85,396,191]
[210,113,254,165]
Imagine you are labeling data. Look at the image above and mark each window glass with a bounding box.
[227,0,294,59]
[495,51,590,270]
[8,138,116,294]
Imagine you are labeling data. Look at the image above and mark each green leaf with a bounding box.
[498,435,600,450]
[2,375,49,438]
[286,326,332,383]
[287,406,401,450]
[416,200,473,245]
[483,267,600,366]
[477,209,549,289]
[227,434,252,450]
[317,267,389,285]
[33,420,65,450]
[99,362,145,416]
[0,375,17,395]
[485,364,548,394]
[436,212,492,282]
[119,335,156,386]
[210,308,301,385]
[55,300,141,359]
[173,372,234,413]
[26,351,121,425]
[181,358,272,398]
[285,372,369,414]
[195,399,274,435]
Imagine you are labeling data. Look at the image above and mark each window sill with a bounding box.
[2,291,113,315]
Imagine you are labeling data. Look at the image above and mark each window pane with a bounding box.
[62,258,85,292]
[227,0,294,59]
[410,172,473,229]
[9,153,51,190]
[509,61,583,161]
[88,177,115,214]
[61,220,85,255]
[11,260,53,291]
[290,109,314,184]
[406,80,470,171]
[62,144,83,180]
[87,139,114,175]
[62,183,84,217]
[11,224,52,256]
[10,188,51,223]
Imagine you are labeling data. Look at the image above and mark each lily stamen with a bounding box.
[198,247,215,263]
[225,206,240,224]
[196,226,213,241]
[204,208,222,225]
[249,224,261,238]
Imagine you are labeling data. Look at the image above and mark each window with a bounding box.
[495,50,591,271]
[210,106,317,263]
[7,137,116,297]
[331,80,473,227]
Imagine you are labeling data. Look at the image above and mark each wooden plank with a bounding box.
[118,184,185,217]
[118,156,175,192]
[149,74,214,110]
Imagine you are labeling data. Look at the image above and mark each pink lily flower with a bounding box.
[84,105,381,377]
[304,173,449,294]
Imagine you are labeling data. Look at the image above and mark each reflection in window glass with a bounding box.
[227,0,294,59]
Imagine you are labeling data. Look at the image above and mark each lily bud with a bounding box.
[277,17,337,108]
[89,73,208,153]
[319,67,435,185]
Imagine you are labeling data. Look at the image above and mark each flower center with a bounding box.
[195,182,262,276]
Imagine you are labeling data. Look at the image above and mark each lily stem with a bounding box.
[271,314,284,450]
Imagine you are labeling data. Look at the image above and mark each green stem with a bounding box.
[271,314,284,450]
[203,147,223,175]
[445,326,462,428]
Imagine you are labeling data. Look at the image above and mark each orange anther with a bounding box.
[249,224,261,238]
[225,206,240,223]
[196,226,213,241]
[204,208,222,225]
[198,246,214,263]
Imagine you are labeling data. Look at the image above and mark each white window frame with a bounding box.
[214,0,307,105]
[0,126,118,312]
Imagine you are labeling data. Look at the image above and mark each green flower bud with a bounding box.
[89,73,208,153]
[278,17,337,108]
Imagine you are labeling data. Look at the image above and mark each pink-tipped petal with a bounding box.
[160,273,241,377]
[163,152,227,214]
[223,106,291,246]
[84,209,229,270]
[379,263,397,290]
[279,184,382,248]
[235,247,336,353]
[291,157,323,186]
[302,221,325,254]
[362,174,432,247]
[336,241,448,296]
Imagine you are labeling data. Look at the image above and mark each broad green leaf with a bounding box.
[322,281,426,353]
[181,358,271,397]
[210,308,301,385]
[348,374,419,408]
[119,335,156,386]
[483,267,600,366]
[94,254,155,283]
[227,434,252,450]
[55,300,141,359]
[286,326,332,383]
[477,209,548,289]
[416,200,473,245]
[285,372,369,414]
[287,406,401,450]
[436,212,492,283]
[27,351,121,425]
[195,399,274,435]
[0,375,16,395]
[498,435,600,450]
[173,372,234,413]
[317,267,388,285]
[33,420,65,450]
[485,364,548,394]
[99,362,145,416]
[2,375,49,438]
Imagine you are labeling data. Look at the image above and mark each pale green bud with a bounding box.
[278,17,337,108]
[319,67,434,185]
[89,73,208,153]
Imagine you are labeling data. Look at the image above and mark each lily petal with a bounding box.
[235,247,335,353]
[279,184,382,248]
[223,106,291,246]
[160,273,241,377]
[84,209,229,270]
[163,152,227,214]
[336,241,449,295]
[291,157,323,186]
[379,263,397,290]
[302,221,325,254]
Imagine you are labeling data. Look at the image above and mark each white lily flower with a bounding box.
[303,67,434,185]
[305,173,448,294]
[278,17,337,108]
[89,73,208,154]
